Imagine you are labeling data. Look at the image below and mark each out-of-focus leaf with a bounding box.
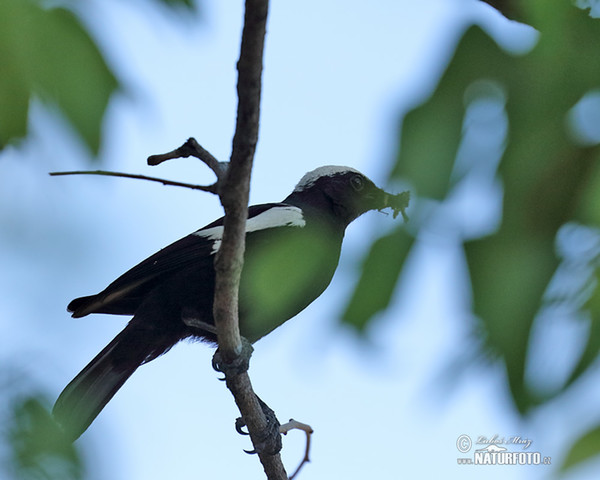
[565,274,600,387]
[383,3,600,414]
[466,235,558,409]
[391,27,516,200]
[0,0,119,154]
[575,155,600,226]
[240,228,342,341]
[470,144,599,408]
[560,424,600,472]
[157,0,197,9]
[479,0,527,23]
[6,395,84,480]
[479,0,597,28]
[465,6,600,411]
[343,227,413,331]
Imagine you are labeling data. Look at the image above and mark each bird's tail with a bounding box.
[53,324,176,441]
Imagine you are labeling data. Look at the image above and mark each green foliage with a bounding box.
[1,385,84,480]
[568,271,600,386]
[346,1,600,471]
[561,424,600,472]
[0,0,197,155]
[0,0,118,154]
[241,227,342,341]
[159,0,197,8]
[8,396,83,480]
[343,227,413,330]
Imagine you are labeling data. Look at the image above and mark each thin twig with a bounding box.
[280,419,314,480]
[49,170,218,194]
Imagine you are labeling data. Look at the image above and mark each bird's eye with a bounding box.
[350,175,364,191]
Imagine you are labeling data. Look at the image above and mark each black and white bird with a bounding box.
[53,165,408,440]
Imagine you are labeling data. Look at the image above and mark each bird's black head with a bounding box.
[284,166,409,228]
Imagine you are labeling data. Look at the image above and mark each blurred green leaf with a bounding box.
[575,157,600,226]
[561,424,600,472]
[466,236,558,409]
[5,394,84,480]
[343,227,413,331]
[380,4,600,414]
[240,227,342,341]
[0,0,119,154]
[479,0,526,23]
[465,6,600,411]
[158,0,197,9]
[391,27,516,200]
[565,272,600,387]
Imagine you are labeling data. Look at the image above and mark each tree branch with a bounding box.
[147,137,228,179]
[211,1,288,479]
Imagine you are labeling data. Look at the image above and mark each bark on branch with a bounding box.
[212,1,288,479]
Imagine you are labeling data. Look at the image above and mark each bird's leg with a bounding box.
[181,310,218,338]
[212,341,282,455]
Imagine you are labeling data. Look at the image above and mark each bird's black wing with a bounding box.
[68,203,287,317]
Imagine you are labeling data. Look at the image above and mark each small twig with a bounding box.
[49,170,218,194]
[280,419,314,480]
[147,137,229,181]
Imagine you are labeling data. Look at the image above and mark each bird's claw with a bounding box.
[237,397,282,456]
[235,417,250,435]
[212,338,254,380]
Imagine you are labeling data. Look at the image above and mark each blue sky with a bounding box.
[2,1,600,479]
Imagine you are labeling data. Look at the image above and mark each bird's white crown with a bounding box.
[293,166,362,192]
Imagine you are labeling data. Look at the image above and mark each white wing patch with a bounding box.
[294,165,362,192]
[193,206,305,254]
